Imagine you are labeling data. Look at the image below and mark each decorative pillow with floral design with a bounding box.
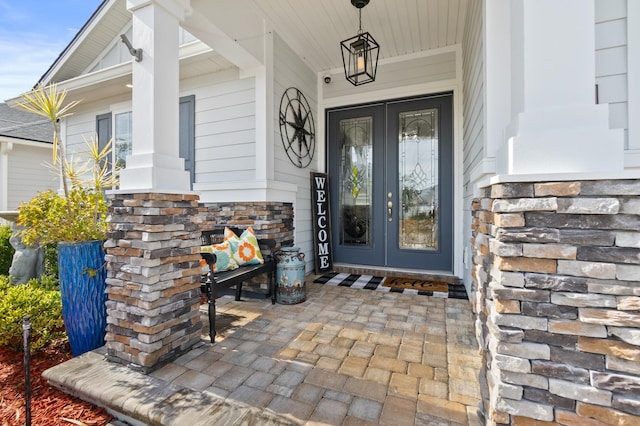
[201,240,239,272]
[224,226,264,266]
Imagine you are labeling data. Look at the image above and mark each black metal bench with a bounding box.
[200,227,276,342]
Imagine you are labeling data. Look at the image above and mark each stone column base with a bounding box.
[472,179,640,424]
[105,192,203,372]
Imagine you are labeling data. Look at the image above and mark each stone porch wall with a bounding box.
[197,202,294,247]
[471,180,640,425]
[197,201,295,291]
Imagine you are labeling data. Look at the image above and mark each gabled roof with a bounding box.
[38,0,235,95]
[0,103,53,144]
[40,0,130,85]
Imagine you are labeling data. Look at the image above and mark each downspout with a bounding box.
[0,140,13,212]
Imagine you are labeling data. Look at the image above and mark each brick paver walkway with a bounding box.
[44,279,482,425]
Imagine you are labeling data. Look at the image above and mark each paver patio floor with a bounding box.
[44,278,483,425]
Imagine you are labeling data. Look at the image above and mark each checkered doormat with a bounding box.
[313,272,468,299]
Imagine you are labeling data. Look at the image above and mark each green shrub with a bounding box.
[0,276,64,351]
[0,225,14,275]
[37,274,59,291]
[43,243,58,278]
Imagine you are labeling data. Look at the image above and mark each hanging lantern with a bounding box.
[340,0,380,86]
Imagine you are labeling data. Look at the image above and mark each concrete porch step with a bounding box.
[42,347,296,426]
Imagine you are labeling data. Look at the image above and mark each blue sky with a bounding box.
[0,0,103,101]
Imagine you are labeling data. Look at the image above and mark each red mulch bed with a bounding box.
[0,340,113,426]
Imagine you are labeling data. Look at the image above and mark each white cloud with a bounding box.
[0,34,67,101]
[0,1,28,25]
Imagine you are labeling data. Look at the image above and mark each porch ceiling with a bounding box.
[195,0,469,73]
[39,0,468,100]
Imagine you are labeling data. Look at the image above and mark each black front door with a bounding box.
[327,94,453,271]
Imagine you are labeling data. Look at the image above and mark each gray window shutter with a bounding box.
[179,95,196,189]
[96,112,112,171]
[96,112,112,152]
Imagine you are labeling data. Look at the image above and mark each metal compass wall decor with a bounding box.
[279,87,315,168]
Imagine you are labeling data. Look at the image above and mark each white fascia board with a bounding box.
[0,136,53,149]
[38,41,214,95]
[489,170,640,186]
[57,62,133,93]
[41,0,116,84]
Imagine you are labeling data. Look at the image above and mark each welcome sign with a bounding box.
[311,172,333,274]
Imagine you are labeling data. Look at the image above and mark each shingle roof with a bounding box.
[0,103,53,144]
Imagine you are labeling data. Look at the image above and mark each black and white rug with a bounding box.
[313,272,468,299]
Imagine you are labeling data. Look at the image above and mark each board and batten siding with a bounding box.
[273,32,319,272]
[7,144,57,210]
[595,0,628,147]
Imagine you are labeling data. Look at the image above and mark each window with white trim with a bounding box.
[95,96,195,187]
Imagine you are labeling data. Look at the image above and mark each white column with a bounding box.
[255,25,274,183]
[120,0,191,192]
[628,1,640,155]
[484,0,511,159]
[496,0,624,176]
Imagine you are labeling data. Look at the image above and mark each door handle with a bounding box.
[387,196,393,222]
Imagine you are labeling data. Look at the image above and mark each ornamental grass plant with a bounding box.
[13,84,119,246]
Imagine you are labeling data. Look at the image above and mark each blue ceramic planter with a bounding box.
[58,240,107,356]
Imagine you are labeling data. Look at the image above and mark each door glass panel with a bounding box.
[398,108,438,250]
[339,117,373,246]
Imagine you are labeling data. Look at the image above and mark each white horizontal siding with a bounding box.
[273,32,318,272]
[595,0,626,22]
[194,77,257,184]
[7,145,57,209]
[462,0,484,196]
[595,0,628,146]
[62,70,258,187]
[595,18,626,49]
[460,0,484,294]
[63,92,131,157]
[596,46,627,76]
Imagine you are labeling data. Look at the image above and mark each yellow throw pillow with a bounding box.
[224,226,264,266]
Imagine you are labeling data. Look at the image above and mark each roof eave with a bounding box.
[38,0,113,86]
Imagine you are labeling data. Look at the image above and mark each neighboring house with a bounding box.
[0,103,56,212]
[15,0,639,423]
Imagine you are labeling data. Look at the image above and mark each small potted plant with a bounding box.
[14,84,119,356]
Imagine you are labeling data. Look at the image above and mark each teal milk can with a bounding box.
[276,247,306,304]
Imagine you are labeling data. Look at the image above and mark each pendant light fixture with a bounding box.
[340,0,380,86]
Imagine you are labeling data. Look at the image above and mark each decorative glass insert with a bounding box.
[398,108,439,250]
[339,117,373,246]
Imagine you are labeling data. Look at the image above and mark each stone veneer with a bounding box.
[197,201,294,247]
[472,179,640,425]
[104,193,203,372]
[197,202,294,291]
